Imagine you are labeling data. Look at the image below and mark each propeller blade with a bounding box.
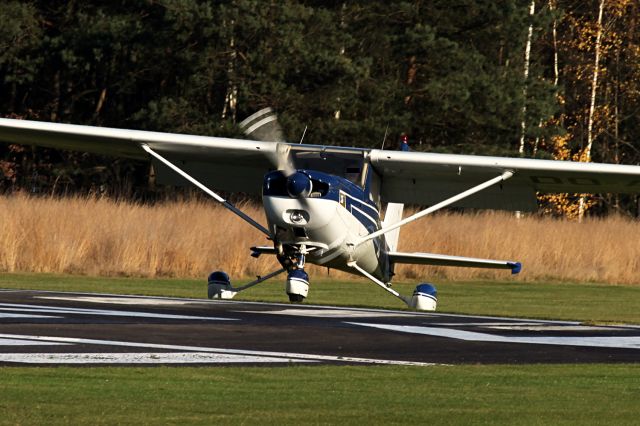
[239,107,285,142]
[240,108,295,176]
[276,143,296,176]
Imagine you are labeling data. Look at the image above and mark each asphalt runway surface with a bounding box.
[0,289,639,366]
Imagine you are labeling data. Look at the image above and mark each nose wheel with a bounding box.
[281,249,309,303]
[286,269,309,302]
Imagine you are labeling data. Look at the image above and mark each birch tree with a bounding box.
[578,0,606,221]
[518,0,536,156]
[221,18,238,123]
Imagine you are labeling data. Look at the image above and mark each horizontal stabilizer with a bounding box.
[388,251,521,274]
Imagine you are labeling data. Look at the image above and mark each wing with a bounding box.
[4,117,640,209]
[369,150,640,211]
[388,251,521,274]
[0,118,279,194]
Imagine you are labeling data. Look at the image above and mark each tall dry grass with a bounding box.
[0,194,639,284]
[397,210,640,284]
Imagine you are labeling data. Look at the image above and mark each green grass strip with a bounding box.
[1,364,639,425]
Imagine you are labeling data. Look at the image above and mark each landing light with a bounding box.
[286,209,309,225]
[290,211,305,224]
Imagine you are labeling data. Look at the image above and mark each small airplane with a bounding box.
[2,107,640,311]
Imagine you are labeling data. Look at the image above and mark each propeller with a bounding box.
[239,107,285,142]
[240,107,297,178]
[276,143,296,177]
[277,144,311,200]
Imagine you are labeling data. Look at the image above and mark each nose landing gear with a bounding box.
[286,269,309,302]
[280,248,309,303]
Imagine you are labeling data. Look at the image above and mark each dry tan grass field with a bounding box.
[1,194,638,285]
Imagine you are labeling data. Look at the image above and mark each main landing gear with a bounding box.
[207,246,311,303]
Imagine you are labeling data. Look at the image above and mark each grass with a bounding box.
[1,272,639,323]
[1,274,639,425]
[1,194,640,284]
[1,364,639,425]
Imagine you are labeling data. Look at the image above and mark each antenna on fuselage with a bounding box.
[381,123,389,150]
[299,125,307,144]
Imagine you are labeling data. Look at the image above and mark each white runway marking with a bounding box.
[0,312,60,319]
[348,323,640,350]
[431,322,555,327]
[485,325,619,331]
[0,338,69,346]
[243,308,414,318]
[39,296,195,306]
[0,352,315,364]
[0,333,437,366]
[432,322,626,331]
[0,303,234,322]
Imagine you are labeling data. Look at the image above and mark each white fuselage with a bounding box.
[262,195,387,280]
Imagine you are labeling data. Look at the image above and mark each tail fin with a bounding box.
[381,202,404,252]
[381,134,408,251]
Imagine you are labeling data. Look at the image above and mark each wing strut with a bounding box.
[356,170,514,247]
[141,144,271,237]
[209,267,286,299]
[347,261,411,306]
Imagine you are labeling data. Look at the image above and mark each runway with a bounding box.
[0,289,639,365]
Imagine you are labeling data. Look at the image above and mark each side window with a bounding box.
[345,166,361,185]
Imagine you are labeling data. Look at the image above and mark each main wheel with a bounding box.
[207,270,231,299]
[288,293,305,303]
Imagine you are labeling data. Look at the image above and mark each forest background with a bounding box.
[0,0,639,218]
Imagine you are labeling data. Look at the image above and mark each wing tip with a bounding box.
[508,262,522,275]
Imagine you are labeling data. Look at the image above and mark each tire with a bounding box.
[288,293,305,303]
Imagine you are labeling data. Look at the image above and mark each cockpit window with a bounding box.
[345,167,361,185]
[309,179,329,197]
[293,152,366,187]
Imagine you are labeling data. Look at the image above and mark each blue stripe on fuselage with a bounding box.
[345,197,379,233]
[304,170,379,233]
[262,169,380,232]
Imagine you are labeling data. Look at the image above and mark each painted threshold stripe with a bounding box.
[348,323,640,350]
[0,338,69,346]
[0,303,233,321]
[0,334,437,366]
[39,296,195,306]
[0,312,60,319]
[0,353,313,364]
[241,308,414,318]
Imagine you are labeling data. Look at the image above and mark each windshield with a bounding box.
[293,151,365,187]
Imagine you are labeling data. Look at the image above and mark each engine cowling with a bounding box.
[410,283,437,311]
